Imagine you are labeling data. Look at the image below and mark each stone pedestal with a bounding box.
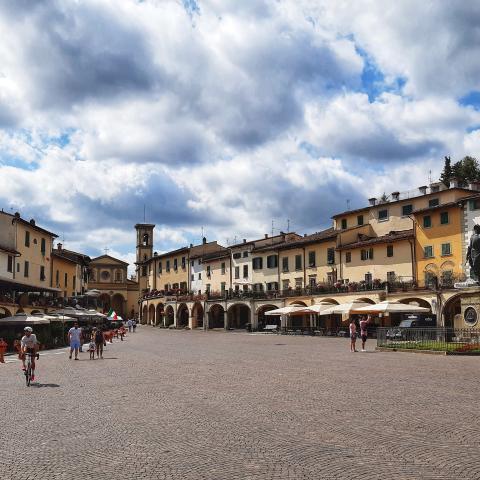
[459,290,480,329]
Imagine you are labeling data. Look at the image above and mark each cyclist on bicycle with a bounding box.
[21,326,39,381]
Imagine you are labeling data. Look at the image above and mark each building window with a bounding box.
[233,252,241,259]
[252,257,263,270]
[424,245,434,258]
[360,248,374,260]
[206,266,211,277]
[173,259,178,270]
[441,243,451,256]
[24,261,29,277]
[327,248,335,265]
[221,282,226,293]
[295,277,303,288]
[158,262,162,274]
[345,252,351,263]
[341,218,347,229]
[191,274,194,281]
[17,263,20,273]
[440,211,449,225]
[41,238,46,255]
[56,269,59,285]
[469,199,480,210]
[115,271,121,281]
[191,260,194,267]
[267,282,278,291]
[242,251,248,258]
[206,284,211,293]
[181,257,186,269]
[64,272,68,287]
[387,245,394,257]
[365,272,372,285]
[402,204,413,216]
[282,257,289,272]
[166,260,170,272]
[198,272,202,280]
[243,265,248,278]
[40,266,45,281]
[429,198,439,207]
[25,231,30,247]
[308,251,316,267]
[387,271,396,283]
[221,262,226,274]
[267,255,278,268]
[423,215,432,228]
[357,215,364,226]
[378,209,388,222]
[295,254,302,270]
[282,280,289,290]
[308,275,316,287]
[73,275,76,290]
[234,266,240,279]
[7,255,13,273]
[142,266,147,276]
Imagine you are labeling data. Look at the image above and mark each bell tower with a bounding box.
[134,223,155,286]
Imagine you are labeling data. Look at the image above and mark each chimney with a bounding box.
[468,181,480,191]
[154,252,158,256]
[243,239,246,243]
[202,237,207,244]
[14,212,20,218]
[189,243,193,248]
[418,185,427,195]
[368,198,377,206]
[304,233,307,237]
[264,234,268,239]
[29,219,35,226]
[391,192,400,201]
[450,177,460,188]
[57,243,62,251]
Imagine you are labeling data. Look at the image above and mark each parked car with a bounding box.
[386,316,437,341]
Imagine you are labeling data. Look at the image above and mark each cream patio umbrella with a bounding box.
[301,301,338,314]
[320,300,375,316]
[353,300,431,314]
[264,305,308,316]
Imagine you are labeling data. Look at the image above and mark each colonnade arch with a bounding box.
[177,303,189,328]
[256,304,279,328]
[165,305,175,327]
[148,304,155,325]
[209,304,225,329]
[227,303,251,329]
[191,302,204,329]
[155,303,164,326]
[142,305,148,324]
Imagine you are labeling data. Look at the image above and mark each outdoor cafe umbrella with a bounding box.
[0,313,50,325]
[264,305,308,316]
[320,301,374,316]
[300,301,337,314]
[353,300,431,314]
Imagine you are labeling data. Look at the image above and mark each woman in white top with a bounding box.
[349,318,358,352]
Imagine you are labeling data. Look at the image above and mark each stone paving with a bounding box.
[1,327,480,479]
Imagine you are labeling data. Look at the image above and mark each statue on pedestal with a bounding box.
[467,225,480,282]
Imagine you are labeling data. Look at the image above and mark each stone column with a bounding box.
[188,314,194,329]
[252,311,258,330]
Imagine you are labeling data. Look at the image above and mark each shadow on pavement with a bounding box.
[31,383,60,388]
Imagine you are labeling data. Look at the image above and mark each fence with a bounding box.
[377,327,480,353]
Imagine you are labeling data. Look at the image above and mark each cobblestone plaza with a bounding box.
[2,328,480,479]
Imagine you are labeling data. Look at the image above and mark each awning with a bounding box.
[0,275,62,293]
[264,305,307,316]
[0,313,50,325]
[353,301,431,314]
[320,301,375,316]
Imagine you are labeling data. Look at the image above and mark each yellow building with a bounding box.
[202,249,230,296]
[88,255,138,318]
[413,202,464,288]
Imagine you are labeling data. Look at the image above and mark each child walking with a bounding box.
[88,338,96,359]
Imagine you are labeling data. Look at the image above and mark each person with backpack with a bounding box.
[92,327,104,359]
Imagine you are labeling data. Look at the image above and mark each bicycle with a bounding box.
[23,350,39,387]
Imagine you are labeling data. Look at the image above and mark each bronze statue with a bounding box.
[466,224,480,281]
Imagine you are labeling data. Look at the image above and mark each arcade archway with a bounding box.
[165,305,175,327]
[257,304,278,329]
[191,302,204,328]
[142,305,148,324]
[209,304,225,329]
[112,294,126,318]
[99,294,111,314]
[227,304,251,329]
[155,303,164,326]
[177,303,189,328]
[148,304,155,325]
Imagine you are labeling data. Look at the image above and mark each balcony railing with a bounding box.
[139,274,465,304]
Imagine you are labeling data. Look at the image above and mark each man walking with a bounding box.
[68,322,83,360]
[127,318,133,333]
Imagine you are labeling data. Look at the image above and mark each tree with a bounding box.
[447,156,480,187]
[440,156,452,186]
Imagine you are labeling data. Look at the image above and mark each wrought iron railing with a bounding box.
[377,327,480,352]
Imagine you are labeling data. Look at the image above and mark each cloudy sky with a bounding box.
[1,0,480,272]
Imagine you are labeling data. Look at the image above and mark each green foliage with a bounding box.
[441,155,479,187]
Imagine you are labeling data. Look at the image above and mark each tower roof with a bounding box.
[134,223,155,229]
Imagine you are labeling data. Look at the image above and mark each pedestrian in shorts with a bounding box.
[359,315,371,352]
[349,317,358,352]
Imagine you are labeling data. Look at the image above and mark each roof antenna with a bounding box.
[104,247,109,255]
[428,170,432,184]
[287,219,290,232]
[143,204,146,223]
[346,199,351,211]
[271,219,274,240]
